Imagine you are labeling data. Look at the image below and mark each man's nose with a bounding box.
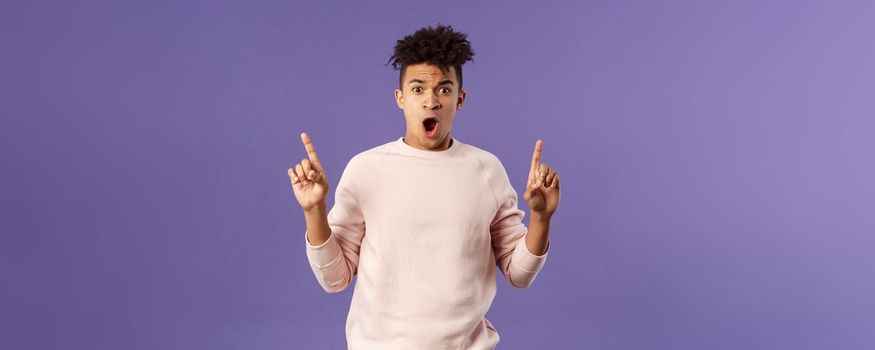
[423,93,441,110]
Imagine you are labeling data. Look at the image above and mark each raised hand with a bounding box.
[523,139,560,217]
[288,132,330,212]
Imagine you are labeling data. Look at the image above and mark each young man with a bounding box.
[288,24,560,349]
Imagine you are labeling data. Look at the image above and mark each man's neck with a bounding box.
[402,137,453,151]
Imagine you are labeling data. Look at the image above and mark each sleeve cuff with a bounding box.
[511,236,549,273]
[305,231,343,267]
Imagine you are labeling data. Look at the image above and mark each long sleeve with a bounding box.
[305,156,368,293]
[485,157,549,289]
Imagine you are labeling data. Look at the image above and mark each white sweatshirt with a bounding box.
[305,137,549,349]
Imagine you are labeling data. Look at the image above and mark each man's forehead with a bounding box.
[405,64,457,85]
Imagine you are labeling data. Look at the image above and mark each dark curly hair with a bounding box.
[387,24,475,90]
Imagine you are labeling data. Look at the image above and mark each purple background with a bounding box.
[2,0,874,349]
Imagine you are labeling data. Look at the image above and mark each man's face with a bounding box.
[394,63,466,151]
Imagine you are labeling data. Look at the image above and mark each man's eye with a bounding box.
[439,87,451,94]
[412,87,422,93]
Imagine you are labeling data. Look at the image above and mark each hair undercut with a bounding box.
[387,24,475,90]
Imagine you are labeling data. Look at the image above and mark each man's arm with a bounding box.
[523,139,560,256]
[289,132,364,293]
[487,146,555,289]
[488,139,560,289]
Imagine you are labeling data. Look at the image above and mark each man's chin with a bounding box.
[423,133,452,149]
[404,130,451,151]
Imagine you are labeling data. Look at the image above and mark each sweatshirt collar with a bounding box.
[393,136,462,159]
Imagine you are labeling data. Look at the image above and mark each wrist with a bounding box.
[304,203,327,215]
[531,211,552,223]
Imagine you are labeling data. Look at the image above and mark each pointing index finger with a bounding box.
[530,139,543,180]
[300,132,323,171]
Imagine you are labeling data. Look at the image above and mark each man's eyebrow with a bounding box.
[407,79,456,86]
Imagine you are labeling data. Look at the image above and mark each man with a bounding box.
[288,24,560,349]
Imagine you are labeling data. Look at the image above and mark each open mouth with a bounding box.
[423,117,439,136]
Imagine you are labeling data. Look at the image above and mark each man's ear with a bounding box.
[457,89,466,109]
[394,89,404,109]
